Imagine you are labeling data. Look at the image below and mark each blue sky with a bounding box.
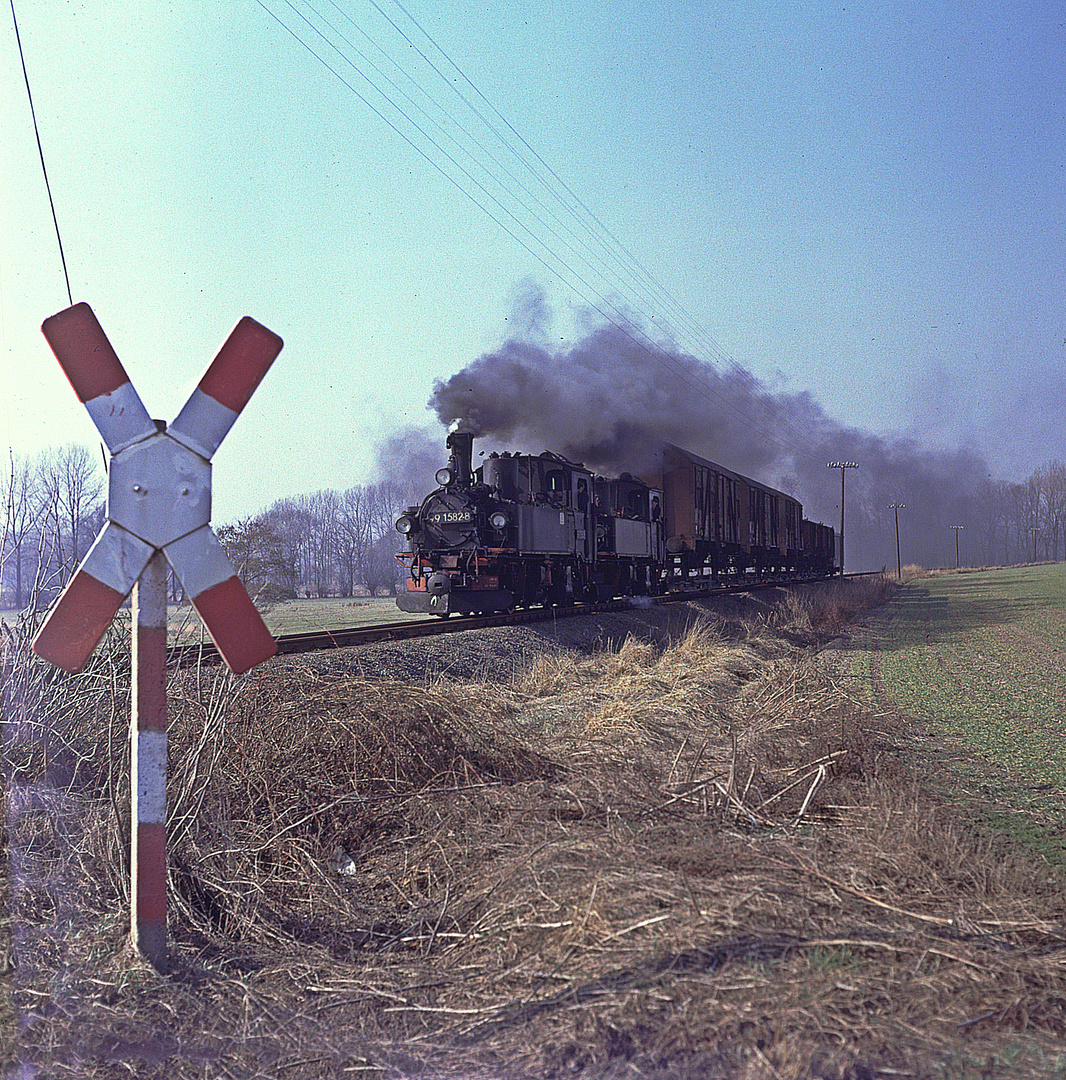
[2,0,1064,529]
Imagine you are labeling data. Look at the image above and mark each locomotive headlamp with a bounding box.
[395,514,416,535]
[489,510,509,530]
[435,467,454,486]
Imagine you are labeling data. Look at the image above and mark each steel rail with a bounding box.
[169,571,881,668]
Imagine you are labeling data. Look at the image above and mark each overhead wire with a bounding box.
[368,0,744,377]
[269,2,684,338]
[376,0,823,445]
[10,0,73,308]
[379,0,838,461]
[257,0,659,334]
[257,0,830,459]
[258,0,753,429]
[298,0,653,310]
[354,0,684,327]
[7,0,831,473]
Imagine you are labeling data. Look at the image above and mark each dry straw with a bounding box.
[4,574,1066,1078]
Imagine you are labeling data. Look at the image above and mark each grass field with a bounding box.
[864,566,1066,794]
[170,595,426,641]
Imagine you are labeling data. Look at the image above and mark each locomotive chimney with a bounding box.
[446,430,475,486]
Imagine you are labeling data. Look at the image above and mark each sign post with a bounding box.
[31,302,283,971]
[131,550,168,965]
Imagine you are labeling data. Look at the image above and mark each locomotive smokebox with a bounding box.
[446,430,475,487]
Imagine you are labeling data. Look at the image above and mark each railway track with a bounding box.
[171,572,881,668]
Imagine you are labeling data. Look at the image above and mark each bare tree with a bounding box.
[359,481,411,595]
[1,451,39,609]
[259,499,306,597]
[1039,460,1066,562]
[290,490,342,598]
[977,479,1007,566]
[216,517,292,602]
[36,444,104,578]
[335,486,370,597]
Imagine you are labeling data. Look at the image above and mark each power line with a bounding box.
[257,0,828,459]
[10,0,73,307]
[376,0,824,441]
[379,0,838,459]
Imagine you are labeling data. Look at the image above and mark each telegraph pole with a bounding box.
[827,461,858,575]
[1030,526,1040,563]
[950,525,963,569]
[889,502,905,579]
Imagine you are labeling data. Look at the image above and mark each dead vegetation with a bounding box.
[4,576,1066,1078]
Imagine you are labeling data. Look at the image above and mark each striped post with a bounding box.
[31,302,283,971]
[130,550,168,972]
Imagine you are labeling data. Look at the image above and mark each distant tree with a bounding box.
[259,499,306,597]
[1,451,39,609]
[298,490,342,597]
[1000,482,1025,563]
[360,480,417,595]
[36,444,104,578]
[335,486,370,597]
[253,481,416,599]
[216,517,293,603]
[977,479,1006,566]
[362,533,402,596]
[1039,460,1066,561]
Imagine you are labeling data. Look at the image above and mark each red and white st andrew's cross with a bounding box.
[32,303,283,674]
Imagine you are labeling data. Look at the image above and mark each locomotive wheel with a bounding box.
[549,581,574,607]
[563,563,580,606]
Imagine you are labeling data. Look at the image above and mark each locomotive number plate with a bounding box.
[427,510,473,524]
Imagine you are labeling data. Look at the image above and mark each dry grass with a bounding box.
[4,578,1066,1078]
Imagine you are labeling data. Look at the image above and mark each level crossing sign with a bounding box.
[32,302,282,674]
[31,302,283,970]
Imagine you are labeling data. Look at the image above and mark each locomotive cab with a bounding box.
[590,474,664,595]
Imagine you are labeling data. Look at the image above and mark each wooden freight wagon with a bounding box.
[640,444,809,588]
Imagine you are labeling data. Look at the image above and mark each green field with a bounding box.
[3,595,426,642]
[170,595,427,641]
[863,565,1066,794]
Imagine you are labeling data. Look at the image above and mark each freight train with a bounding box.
[395,431,836,616]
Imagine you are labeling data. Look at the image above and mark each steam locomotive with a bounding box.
[394,431,836,616]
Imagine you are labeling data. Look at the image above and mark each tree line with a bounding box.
[842,460,1066,572]
[217,481,421,603]
[981,463,1066,565]
[4,443,1066,611]
[1,445,420,610]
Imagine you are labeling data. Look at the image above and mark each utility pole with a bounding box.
[1030,526,1040,563]
[950,525,963,569]
[889,502,905,579]
[827,461,858,575]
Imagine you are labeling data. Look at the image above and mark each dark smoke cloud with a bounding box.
[385,287,995,571]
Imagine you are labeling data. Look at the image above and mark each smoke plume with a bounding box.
[389,288,994,571]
